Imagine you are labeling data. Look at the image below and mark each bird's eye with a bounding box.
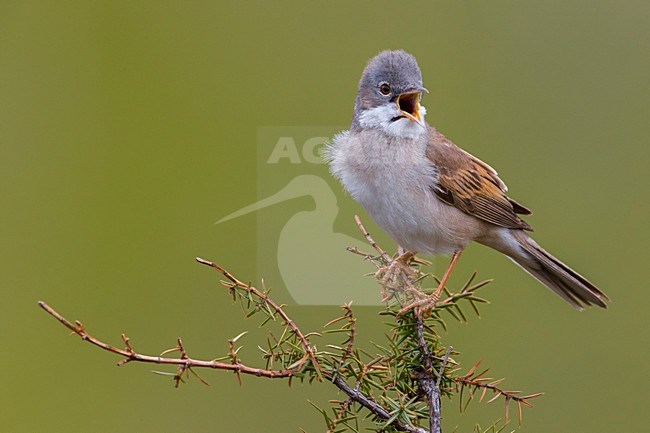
[379,83,391,95]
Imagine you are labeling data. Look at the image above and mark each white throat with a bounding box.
[357,104,427,139]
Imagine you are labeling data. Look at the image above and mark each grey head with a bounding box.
[351,50,428,137]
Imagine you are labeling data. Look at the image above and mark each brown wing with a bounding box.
[426,127,533,231]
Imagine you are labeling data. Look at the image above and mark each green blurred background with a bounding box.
[2,1,648,432]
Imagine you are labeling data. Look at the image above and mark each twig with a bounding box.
[38,301,305,379]
[346,246,382,269]
[195,257,321,376]
[325,354,379,433]
[323,303,356,369]
[454,361,543,425]
[354,215,392,263]
[436,346,452,388]
[415,318,443,433]
[325,397,355,433]
[330,374,428,433]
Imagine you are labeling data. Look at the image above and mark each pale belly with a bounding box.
[354,177,482,256]
[328,130,485,256]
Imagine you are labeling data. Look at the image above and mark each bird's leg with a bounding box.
[420,250,462,311]
[375,250,419,301]
[398,250,463,317]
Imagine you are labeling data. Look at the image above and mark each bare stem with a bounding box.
[330,374,428,433]
[415,318,447,433]
[354,215,392,263]
[38,301,304,378]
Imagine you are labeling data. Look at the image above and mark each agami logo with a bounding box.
[217,127,380,306]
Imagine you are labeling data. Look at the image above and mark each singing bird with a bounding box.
[325,50,608,313]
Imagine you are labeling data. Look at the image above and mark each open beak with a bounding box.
[396,91,424,127]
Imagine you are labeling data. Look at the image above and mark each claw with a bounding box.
[375,252,418,301]
[397,250,464,318]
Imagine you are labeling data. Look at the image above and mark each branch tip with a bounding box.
[195,257,212,266]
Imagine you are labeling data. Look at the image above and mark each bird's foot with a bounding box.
[375,251,419,302]
[397,286,443,318]
[397,250,463,318]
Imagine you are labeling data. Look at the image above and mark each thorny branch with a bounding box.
[38,257,428,432]
[353,215,448,433]
[194,257,321,376]
[415,317,451,433]
[38,301,305,380]
[330,374,428,433]
[38,285,425,432]
[39,216,541,433]
[342,216,541,430]
[454,359,543,425]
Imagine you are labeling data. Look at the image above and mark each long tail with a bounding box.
[504,230,609,310]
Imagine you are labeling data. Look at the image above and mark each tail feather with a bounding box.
[507,230,609,310]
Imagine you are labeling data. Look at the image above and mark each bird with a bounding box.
[324,49,608,314]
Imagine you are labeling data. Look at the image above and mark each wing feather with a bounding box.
[427,127,533,231]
